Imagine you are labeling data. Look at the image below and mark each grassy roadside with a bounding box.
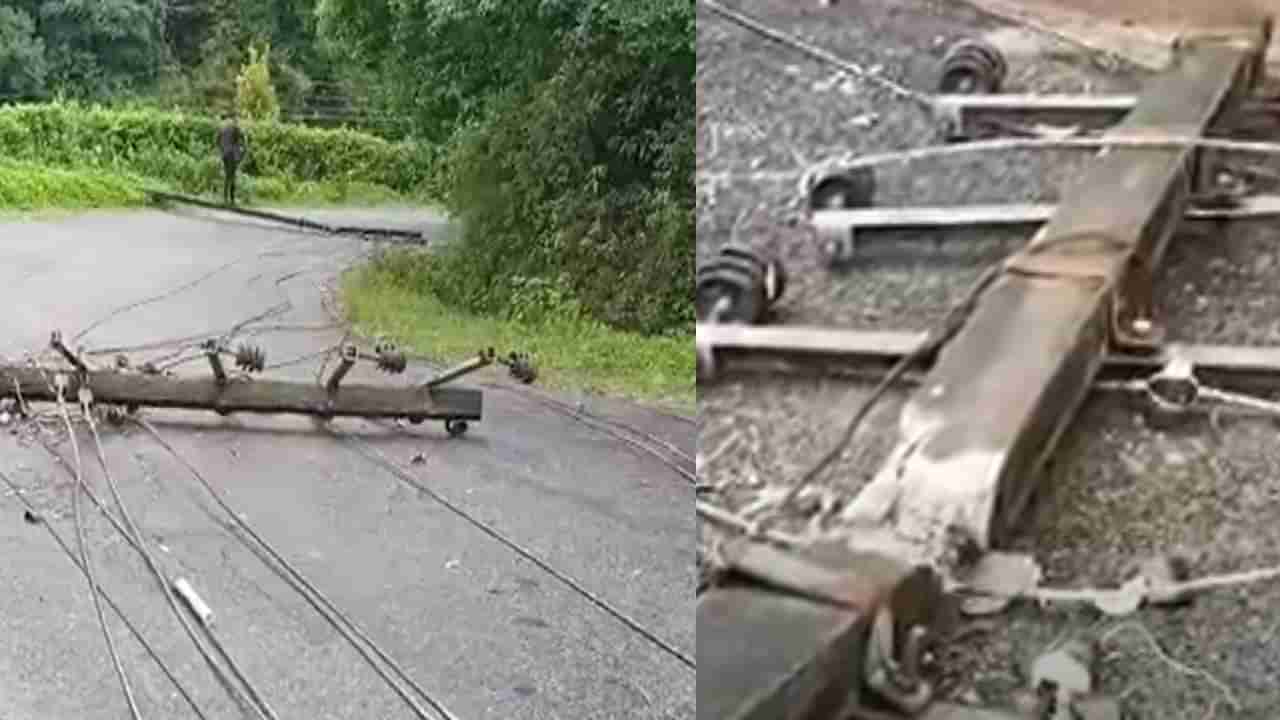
[0,159,416,215]
[342,262,695,413]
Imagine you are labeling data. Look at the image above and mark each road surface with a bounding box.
[0,206,695,720]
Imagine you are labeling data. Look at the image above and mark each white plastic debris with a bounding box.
[173,577,214,626]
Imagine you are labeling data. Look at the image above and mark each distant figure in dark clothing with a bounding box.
[217,113,246,206]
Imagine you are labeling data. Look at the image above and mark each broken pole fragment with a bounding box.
[144,189,428,244]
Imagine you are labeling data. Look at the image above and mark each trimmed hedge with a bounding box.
[0,101,438,197]
[0,160,146,210]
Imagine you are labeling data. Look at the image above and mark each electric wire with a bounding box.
[26,358,271,720]
[52,384,145,720]
[338,432,696,671]
[82,406,279,720]
[699,0,932,108]
[484,384,695,484]
[0,469,212,720]
[134,418,461,720]
[774,263,1003,513]
[35,429,271,720]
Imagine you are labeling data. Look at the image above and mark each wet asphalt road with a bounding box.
[0,207,694,720]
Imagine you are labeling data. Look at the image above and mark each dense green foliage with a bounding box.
[0,6,47,97]
[320,0,694,334]
[0,102,435,197]
[0,0,694,336]
[0,160,145,210]
[0,0,374,130]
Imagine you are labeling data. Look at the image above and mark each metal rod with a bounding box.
[811,193,1280,236]
[933,92,1280,140]
[696,323,1280,394]
[50,331,88,374]
[422,350,495,389]
[204,342,228,386]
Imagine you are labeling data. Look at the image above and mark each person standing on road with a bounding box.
[217,113,247,206]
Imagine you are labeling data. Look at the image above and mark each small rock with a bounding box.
[0,412,10,426]
[445,560,461,570]
[1255,254,1274,274]
[410,452,426,465]
[1136,554,1192,606]
[1031,636,1097,698]
[23,510,41,525]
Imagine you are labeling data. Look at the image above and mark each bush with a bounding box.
[0,100,438,197]
[0,160,145,210]
[428,37,694,335]
[235,44,281,122]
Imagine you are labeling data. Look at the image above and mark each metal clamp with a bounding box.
[326,344,359,394]
[864,606,936,715]
[203,339,228,386]
[50,331,88,375]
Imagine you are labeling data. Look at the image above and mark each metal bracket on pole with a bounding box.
[50,331,88,376]
[423,349,496,390]
[326,344,358,394]
[203,340,228,386]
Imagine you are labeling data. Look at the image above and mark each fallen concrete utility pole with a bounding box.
[145,190,428,244]
[2,336,492,437]
[698,22,1272,720]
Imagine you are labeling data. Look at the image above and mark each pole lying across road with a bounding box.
[699,22,1273,720]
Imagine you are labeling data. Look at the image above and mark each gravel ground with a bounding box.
[697,1,1280,717]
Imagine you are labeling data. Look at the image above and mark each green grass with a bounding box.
[0,161,148,211]
[0,159,413,214]
[342,262,694,411]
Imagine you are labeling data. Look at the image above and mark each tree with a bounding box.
[36,0,168,98]
[0,6,48,99]
[317,0,579,142]
[318,0,695,332]
[236,43,281,121]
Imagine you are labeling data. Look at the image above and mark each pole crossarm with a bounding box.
[841,27,1271,565]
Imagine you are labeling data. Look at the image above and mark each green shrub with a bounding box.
[428,44,693,335]
[0,100,437,197]
[0,160,145,210]
[235,44,281,122]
